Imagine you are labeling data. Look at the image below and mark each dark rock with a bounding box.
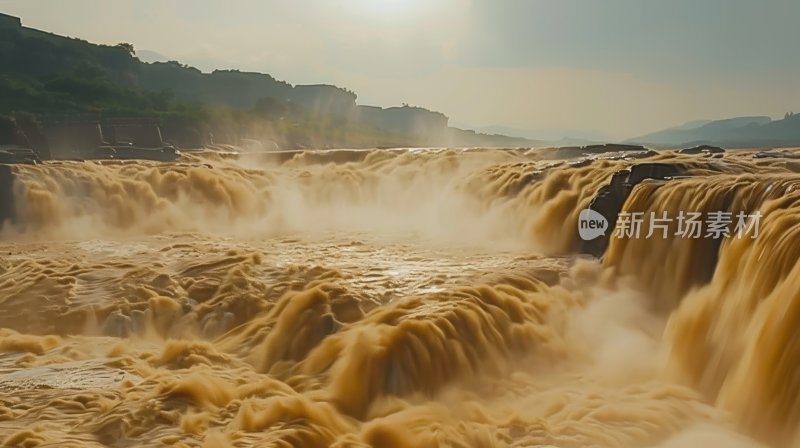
[598,149,659,160]
[0,164,14,228]
[678,145,725,155]
[584,144,648,153]
[752,151,800,159]
[579,163,685,257]
[627,163,683,184]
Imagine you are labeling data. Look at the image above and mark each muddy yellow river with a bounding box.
[1,147,799,447]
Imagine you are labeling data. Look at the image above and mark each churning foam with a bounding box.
[1,147,799,447]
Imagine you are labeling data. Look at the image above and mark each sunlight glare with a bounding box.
[351,0,435,21]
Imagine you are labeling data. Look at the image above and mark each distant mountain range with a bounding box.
[463,114,800,149]
[450,123,611,147]
[627,114,800,148]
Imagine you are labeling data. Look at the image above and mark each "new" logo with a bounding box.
[578,209,608,241]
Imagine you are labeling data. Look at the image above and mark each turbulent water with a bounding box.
[1,147,799,447]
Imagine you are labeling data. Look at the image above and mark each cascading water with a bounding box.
[1,147,798,447]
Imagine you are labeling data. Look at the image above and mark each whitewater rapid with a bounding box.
[1,147,798,447]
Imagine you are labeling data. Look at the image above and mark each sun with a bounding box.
[352,0,430,21]
[363,0,413,13]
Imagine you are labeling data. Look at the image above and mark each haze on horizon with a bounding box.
[4,0,799,140]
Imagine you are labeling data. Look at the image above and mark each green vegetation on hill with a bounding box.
[0,68,205,121]
[0,15,522,149]
[0,13,539,149]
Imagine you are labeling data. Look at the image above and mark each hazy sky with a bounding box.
[3,0,799,139]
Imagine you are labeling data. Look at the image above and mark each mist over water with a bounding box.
[1,147,798,447]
